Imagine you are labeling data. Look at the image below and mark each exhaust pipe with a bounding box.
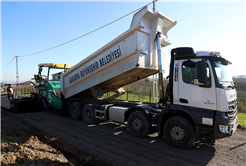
[156,32,164,103]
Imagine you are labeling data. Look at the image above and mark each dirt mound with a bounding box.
[1,136,71,166]
[1,110,72,166]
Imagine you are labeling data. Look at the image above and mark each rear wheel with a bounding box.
[128,111,151,138]
[79,102,85,119]
[70,102,82,120]
[82,104,96,124]
[163,116,195,149]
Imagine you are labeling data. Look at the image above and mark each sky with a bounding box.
[1,0,245,83]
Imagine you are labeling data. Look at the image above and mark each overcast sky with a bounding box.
[1,1,245,83]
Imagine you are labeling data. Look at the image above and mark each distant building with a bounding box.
[19,81,34,86]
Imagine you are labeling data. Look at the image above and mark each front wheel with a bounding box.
[127,111,151,138]
[163,116,196,149]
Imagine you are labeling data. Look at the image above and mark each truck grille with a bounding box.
[228,99,237,111]
[226,108,237,123]
[226,99,238,132]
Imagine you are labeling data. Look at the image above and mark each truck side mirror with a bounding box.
[197,60,208,85]
[222,60,229,65]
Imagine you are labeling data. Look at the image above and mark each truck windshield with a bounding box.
[213,61,234,88]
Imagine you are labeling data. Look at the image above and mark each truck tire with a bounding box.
[82,104,96,124]
[79,101,85,109]
[163,116,195,149]
[79,101,85,119]
[70,102,82,120]
[128,111,151,138]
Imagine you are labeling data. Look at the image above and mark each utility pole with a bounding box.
[15,56,19,96]
[153,0,157,12]
[152,0,158,103]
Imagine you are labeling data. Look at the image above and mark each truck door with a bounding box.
[176,59,217,110]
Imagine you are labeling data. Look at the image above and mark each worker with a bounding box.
[38,71,42,80]
[36,71,42,83]
[7,84,15,99]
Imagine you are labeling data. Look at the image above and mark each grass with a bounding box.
[102,91,159,102]
[238,112,246,127]
[237,97,246,113]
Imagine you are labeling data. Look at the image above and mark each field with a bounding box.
[102,79,169,102]
[238,113,246,127]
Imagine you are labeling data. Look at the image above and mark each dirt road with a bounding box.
[1,96,246,166]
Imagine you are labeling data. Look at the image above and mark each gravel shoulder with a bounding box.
[1,96,246,166]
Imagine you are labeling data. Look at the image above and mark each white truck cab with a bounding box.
[159,47,238,145]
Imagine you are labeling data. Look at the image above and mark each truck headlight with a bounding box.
[219,125,228,134]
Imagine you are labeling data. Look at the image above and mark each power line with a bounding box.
[1,57,15,71]
[1,1,153,71]
[19,2,152,58]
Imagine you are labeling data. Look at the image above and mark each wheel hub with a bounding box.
[73,108,77,115]
[170,126,185,141]
[132,118,143,131]
[86,111,91,118]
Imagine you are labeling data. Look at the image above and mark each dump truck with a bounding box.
[59,6,237,148]
[16,6,238,149]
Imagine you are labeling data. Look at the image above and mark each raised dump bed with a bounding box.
[61,6,176,99]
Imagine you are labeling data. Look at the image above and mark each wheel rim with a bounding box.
[132,118,143,131]
[86,110,91,118]
[170,126,185,142]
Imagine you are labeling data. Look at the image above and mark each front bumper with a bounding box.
[214,110,238,139]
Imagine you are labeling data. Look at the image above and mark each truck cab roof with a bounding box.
[196,51,221,57]
[174,47,224,60]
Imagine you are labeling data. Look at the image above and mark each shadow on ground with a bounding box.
[82,120,216,166]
